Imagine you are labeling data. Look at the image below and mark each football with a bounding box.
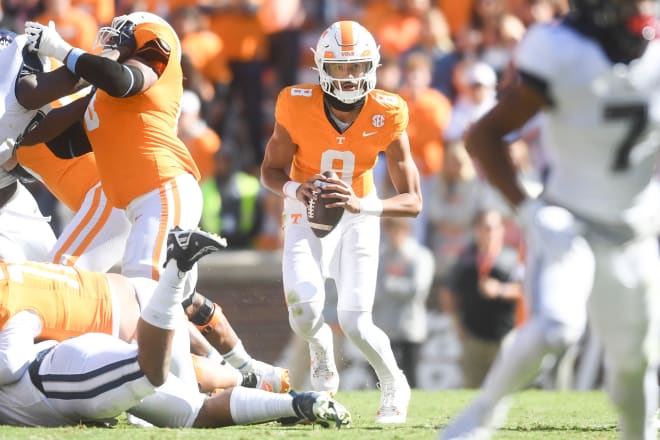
[307,171,344,238]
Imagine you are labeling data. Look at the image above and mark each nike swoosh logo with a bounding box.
[362,131,377,137]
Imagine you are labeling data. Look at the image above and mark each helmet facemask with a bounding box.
[94,15,136,51]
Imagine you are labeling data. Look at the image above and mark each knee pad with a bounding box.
[288,301,325,339]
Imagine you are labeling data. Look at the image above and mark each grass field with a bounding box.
[0,389,626,439]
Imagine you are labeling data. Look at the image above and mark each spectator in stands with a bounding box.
[427,140,503,286]
[200,148,262,249]
[436,0,474,36]
[171,6,231,128]
[72,0,114,26]
[373,217,435,387]
[398,51,452,245]
[362,0,431,60]
[32,0,98,53]
[207,0,268,171]
[257,0,306,90]
[443,209,523,388]
[178,90,222,182]
[444,59,498,143]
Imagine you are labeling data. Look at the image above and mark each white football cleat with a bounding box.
[375,372,411,424]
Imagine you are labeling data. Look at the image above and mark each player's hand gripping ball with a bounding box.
[307,171,344,238]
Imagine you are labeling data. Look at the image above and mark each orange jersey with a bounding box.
[276,85,408,198]
[17,147,99,212]
[0,261,113,341]
[84,20,200,209]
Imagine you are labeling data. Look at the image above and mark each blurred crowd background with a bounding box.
[2,0,600,391]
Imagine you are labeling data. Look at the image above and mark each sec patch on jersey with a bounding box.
[307,171,344,238]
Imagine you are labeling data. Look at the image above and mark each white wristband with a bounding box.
[359,197,384,216]
[282,181,301,199]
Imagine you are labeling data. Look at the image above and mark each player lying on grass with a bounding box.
[0,236,288,394]
[0,227,350,428]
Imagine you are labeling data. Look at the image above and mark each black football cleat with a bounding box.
[290,391,351,428]
[164,226,227,272]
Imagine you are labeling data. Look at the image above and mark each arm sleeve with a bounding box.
[73,54,145,98]
[0,311,42,386]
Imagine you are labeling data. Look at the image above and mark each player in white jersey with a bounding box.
[441,1,660,439]
[0,29,64,262]
[0,228,351,429]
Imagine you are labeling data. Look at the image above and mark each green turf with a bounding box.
[0,389,628,439]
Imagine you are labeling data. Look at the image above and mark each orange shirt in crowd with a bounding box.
[209,10,268,62]
[181,30,232,85]
[72,0,115,26]
[362,2,424,59]
[33,8,98,53]
[181,128,221,182]
[399,87,452,176]
[436,0,474,36]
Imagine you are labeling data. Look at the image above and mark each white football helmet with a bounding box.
[313,21,380,104]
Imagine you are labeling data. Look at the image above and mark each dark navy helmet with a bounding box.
[569,0,659,63]
[0,29,16,49]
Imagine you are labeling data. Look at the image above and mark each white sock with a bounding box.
[229,387,296,425]
[206,347,225,364]
[139,261,186,330]
[233,369,244,387]
[222,340,253,371]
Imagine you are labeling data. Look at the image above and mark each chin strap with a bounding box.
[323,93,365,112]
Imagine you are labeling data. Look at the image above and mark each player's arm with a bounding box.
[15,66,87,110]
[381,130,423,217]
[25,21,161,97]
[261,121,316,204]
[15,47,121,110]
[465,78,545,209]
[68,45,161,97]
[0,311,43,385]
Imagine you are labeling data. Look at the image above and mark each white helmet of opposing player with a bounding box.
[312,21,380,104]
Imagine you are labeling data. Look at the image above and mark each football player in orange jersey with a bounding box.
[22,13,205,398]
[0,227,350,428]
[25,13,203,283]
[260,20,422,424]
[1,22,290,399]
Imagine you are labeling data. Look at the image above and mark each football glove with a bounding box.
[25,20,73,62]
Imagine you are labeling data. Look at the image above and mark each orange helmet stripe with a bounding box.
[339,21,355,52]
